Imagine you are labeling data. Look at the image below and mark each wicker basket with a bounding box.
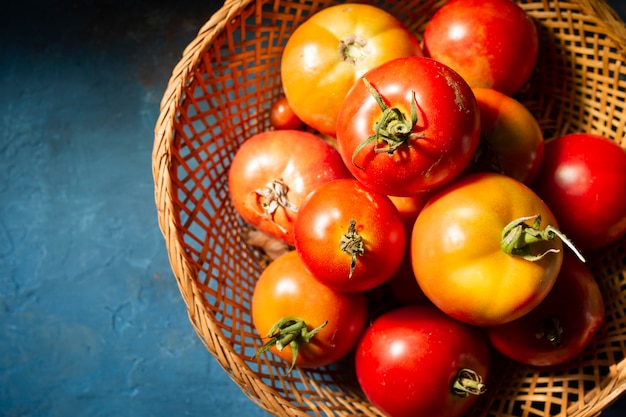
[153,0,626,415]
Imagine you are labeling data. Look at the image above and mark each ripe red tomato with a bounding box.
[269,96,303,130]
[281,3,422,136]
[293,179,406,292]
[411,172,570,326]
[470,87,544,184]
[532,133,626,252]
[336,56,481,196]
[228,130,351,245]
[252,250,368,369]
[355,304,490,417]
[424,0,539,95]
[486,254,605,367]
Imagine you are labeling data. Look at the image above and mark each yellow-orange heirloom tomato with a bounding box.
[280,3,423,136]
[411,173,566,327]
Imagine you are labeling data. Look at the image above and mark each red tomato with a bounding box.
[252,251,368,369]
[281,3,423,136]
[269,96,303,130]
[471,87,544,184]
[293,179,406,292]
[355,304,490,417]
[336,56,481,196]
[532,133,626,252]
[411,173,571,326]
[424,0,539,95]
[486,254,605,366]
[228,130,351,245]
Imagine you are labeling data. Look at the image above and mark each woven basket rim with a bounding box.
[152,1,626,416]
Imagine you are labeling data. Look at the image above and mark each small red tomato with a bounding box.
[532,133,626,252]
[424,0,539,95]
[293,178,406,292]
[269,96,303,130]
[486,254,605,367]
[355,304,490,417]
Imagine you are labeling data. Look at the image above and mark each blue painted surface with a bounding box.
[0,1,625,416]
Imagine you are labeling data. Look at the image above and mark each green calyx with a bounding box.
[256,317,327,372]
[351,77,424,169]
[500,214,585,262]
[536,317,563,348]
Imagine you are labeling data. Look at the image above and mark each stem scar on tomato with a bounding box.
[256,317,328,372]
[535,317,563,347]
[339,219,365,278]
[248,178,298,233]
[500,214,585,262]
[339,35,370,65]
[351,77,425,169]
[452,368,487,397]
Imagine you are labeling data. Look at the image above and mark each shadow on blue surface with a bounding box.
[0,1,625,416]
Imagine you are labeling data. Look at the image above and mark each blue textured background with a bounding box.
[0,1,625,416]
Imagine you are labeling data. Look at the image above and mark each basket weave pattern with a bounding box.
[153,1,626,415]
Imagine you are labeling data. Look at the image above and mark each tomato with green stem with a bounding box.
[411,172,584,326]
[355,304,490,417]
[293,178,406,292]
[336,56,480,196]
[252,250,368,370]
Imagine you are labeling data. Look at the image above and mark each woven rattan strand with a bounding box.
[153,1,626,416]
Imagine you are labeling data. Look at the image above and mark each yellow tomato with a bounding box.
[281,3,422,136]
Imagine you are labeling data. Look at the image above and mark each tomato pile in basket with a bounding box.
[227,2,626,416]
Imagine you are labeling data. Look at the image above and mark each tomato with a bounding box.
[532,133,626,252]
[423,0,539,96]
[293,179,406,292]
[269,96,303,130]
[281,3,422,136]
[228,130,351,245]
[470,87,544,184]
[411,172,576,327]
[355,304,490,417]
[252,250,368,369]
[336,56,481,196]
[486,253,605,367]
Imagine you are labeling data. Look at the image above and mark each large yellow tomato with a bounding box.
[281,3,422,136]
[411,173,574,327]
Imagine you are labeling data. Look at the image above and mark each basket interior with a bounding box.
[157,1,626,416]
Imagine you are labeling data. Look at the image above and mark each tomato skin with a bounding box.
[336,56,480,196]
[355,304,490,417]
[228,130,351,245]
[532,133,626,252]
[471,87,544,184]
[281,3,422,136]
[424,0,539,95]
[252,251,368,368]
[411,172,564,326]
[293,179,406,292]
[269,96,303,130]
[486,253,605,367]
